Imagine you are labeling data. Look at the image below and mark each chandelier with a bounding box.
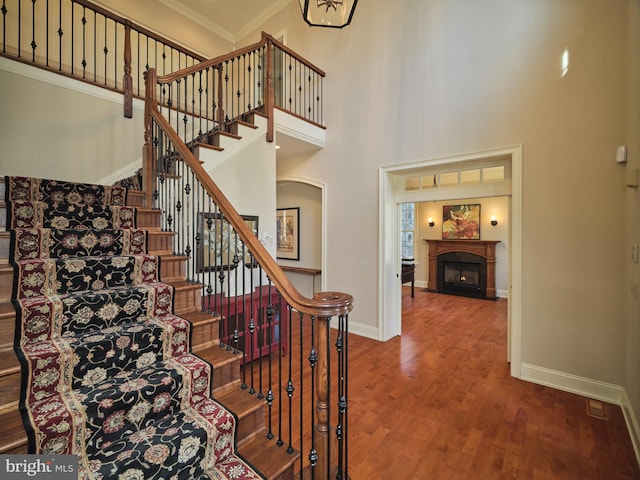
[299,0,358,28]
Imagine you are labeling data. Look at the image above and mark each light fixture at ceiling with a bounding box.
[299,0,358,28]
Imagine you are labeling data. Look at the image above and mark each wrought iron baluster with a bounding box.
[30,0,36,62]
[2,0,7,54]
[178,136,185,257]
[56,0,61,69]
[242,262,253,391]
[265,282,274,440]
[307,67,312,119]
[324,315,332,479]
[197,70,203,140]
[70,1,73,71]
[45,0,49,65]
[184,169,192,281]
[287,55,293,113]
[308,315,317,471]
[223,59,229,127]
[113,18,117,87]
[91,11,96,81]
[276,291,284,448]
[286,306,296,454]
[231,232,239,355]
[255,270,264,399]
[336,313,349,479]
[299,311,305,469]
[102,16,107,85]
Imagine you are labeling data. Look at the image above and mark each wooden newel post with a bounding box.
[123,20,133,118]
[143,68,157,208]
[315,317,331,480]
[265,38,274,143]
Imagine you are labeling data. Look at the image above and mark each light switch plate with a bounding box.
[616,145,627,163]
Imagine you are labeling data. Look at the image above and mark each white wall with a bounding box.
[624,0,640,456]
[256,0,637,431]
[0,60,144,183]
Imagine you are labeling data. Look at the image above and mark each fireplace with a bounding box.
[425,240,499,300]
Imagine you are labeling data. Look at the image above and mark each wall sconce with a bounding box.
[428,217,435,227]
[490,215,498,227]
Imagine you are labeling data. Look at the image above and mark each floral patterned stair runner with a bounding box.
[11,228,147,260]
[7,176,263,480]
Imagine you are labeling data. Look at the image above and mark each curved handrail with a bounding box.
[145,70,352,318]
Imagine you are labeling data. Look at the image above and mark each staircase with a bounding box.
[0,176,297,478]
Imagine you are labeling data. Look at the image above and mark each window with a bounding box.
[400,203,415,259]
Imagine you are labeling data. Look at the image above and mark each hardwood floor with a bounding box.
[345,287,640,479]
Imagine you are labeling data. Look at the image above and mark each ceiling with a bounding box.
[158,0,294,43]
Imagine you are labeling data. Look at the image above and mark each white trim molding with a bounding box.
[522,363,640,466]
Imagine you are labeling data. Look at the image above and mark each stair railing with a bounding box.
[145,63,349,479]
[0,0,206,117]
[146,31,325,162]
[1,3,326,126]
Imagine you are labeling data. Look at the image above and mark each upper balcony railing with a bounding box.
[0,0,326,126]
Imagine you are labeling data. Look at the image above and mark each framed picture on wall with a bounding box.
[197,212,259,272]
[276,207,300,260]
[442,204,481,240]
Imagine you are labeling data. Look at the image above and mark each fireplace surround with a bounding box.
[425,240,499,300]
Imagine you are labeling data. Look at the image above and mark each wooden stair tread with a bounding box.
[216,131,242,141]
[193,142,224,152]
[0,302,15,319]
[167,280,202,291]
[238,436,299,480]
[195,344,241,370]
[213,382,265,418]
[233,119,259,130]
[180,310,222,325]
[0,348,19,374]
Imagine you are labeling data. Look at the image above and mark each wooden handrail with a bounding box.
[71,0,208,62]
[144,70,352,318]
[268,34,326,76]
[156,32,325,84]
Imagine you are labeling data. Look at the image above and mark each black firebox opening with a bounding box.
[437,252,487,299]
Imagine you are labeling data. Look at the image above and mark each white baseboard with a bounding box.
[521,363,624,404]
[522,363,640,467]
[330,319,379,341]
[622,389,640,468]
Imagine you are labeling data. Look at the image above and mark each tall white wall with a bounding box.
[253,0,638,435]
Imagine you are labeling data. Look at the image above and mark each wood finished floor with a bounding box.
[344,287,640,479]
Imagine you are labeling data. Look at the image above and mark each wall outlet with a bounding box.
[632,244,639,263]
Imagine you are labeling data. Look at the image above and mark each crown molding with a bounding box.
[158,0,292,45]
[157,0,234,42]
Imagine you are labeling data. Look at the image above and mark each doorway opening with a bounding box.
[379,145,522,378]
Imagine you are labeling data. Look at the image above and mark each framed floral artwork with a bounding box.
[442,204,480,240]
